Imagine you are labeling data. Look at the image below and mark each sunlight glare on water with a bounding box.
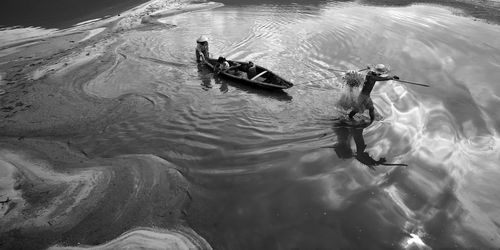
[2,1,500,249]
[76,3,500,249]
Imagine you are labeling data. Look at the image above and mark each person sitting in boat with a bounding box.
[215,56,240,75]
[246,61,257,79]
[348,64,399,124]
[215,56,230,74]
[195,35,209,63]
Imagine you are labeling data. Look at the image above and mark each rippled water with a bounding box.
[2,1,500,249]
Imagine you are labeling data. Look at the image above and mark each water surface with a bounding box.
[1,0,500,249]
[78,3,500,248]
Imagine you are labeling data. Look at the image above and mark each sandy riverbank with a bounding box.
[0,1,221,249]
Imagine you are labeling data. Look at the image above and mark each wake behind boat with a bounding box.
[203,58,293,90]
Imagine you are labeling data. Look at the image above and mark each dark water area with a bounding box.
[1,0,500,249]
[0,0,149,29]
[1,0,500,29]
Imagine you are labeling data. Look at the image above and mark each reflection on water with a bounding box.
[330,120,408,169]
[198,63,214,90]
[2,0,500,249]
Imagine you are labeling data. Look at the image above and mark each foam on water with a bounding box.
[0,140,207,249]
[0,147,108,232]
[49,227,212,250]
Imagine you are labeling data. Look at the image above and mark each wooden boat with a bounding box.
[203,58,293,90]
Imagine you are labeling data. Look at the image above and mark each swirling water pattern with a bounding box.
[77,3,500,249]
[1,1,500,249]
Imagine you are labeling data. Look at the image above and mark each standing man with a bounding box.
[348,64,399,124]
[195,35,209,63]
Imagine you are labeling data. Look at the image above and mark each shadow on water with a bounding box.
[0,0,150,29]
[197,63,215,91]
[197,63,293,102]
[1,0,498,28]
[326,119,408,170]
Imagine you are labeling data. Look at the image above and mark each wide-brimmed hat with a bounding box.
[197,35,208,43]
[370,64,390,76]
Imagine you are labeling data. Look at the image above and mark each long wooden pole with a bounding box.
[394,79,430,87]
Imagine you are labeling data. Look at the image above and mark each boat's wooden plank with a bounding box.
[250,71,267,81]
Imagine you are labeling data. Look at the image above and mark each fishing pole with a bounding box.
[394,79,431,87]
[381,163,408,166]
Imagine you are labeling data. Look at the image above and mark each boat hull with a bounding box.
[203,58,293,90]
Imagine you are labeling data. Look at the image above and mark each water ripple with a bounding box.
[3,1,500,249]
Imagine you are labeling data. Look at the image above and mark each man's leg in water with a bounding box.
[350,94,366,119]
[368,107,375,123]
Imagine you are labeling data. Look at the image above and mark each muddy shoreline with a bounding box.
[0,1,221,249]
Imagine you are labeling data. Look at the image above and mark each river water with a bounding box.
[1,0,500,249]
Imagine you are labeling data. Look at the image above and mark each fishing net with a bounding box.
[336,70,365,110]
[342,70,364,88]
